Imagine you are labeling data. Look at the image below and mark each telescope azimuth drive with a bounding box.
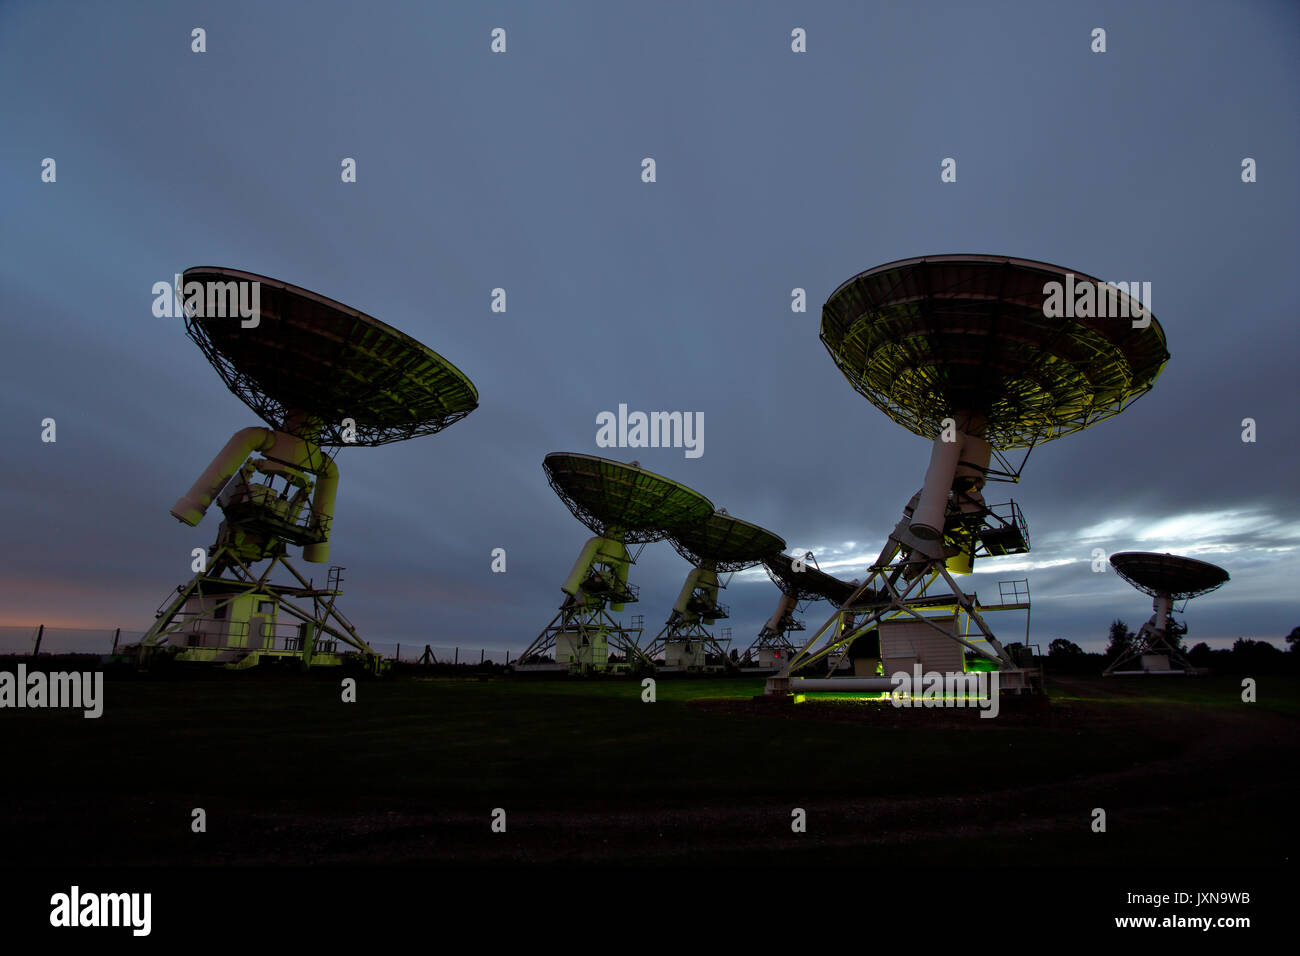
[1104,552,1230,675]
[138,267,478,672]
[642,511,786,672]
[516,453,715,673]
[770,254,1170,695]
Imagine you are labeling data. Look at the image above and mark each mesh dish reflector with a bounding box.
[544,452,715,543]
[763,552,858,605]
[669,511,786,573]
[1110,551,1230,600]
[820,255,1170,450]
[182,267,479,446]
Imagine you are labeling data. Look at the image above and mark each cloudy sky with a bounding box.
[2,0,1297,656]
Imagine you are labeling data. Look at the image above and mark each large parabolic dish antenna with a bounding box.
[141,268,479,673]
[182,267,479,447]
[820,254,1170,449]
[1110,552,1230,601]
[773,254,1170,694]
[669,512,786,573]
[544,452,714,544]
[763,552,857,606]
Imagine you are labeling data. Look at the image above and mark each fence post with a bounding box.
[480,648,484,664]
[396,643,400,663]
[454,647,458,665]
[32,624,44,657]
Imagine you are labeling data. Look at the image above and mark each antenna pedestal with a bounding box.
[136,428,377,672]
[766,501,1037,695]
[135,541,382,674]
[642,566,736,672]
[740,592,804,669]
[515,534,653,674]
[1103,595,1196,675]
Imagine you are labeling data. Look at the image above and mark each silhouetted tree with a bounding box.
[1232,637,1284,668]
[1287,626,1300,652]
[1048,638,1084,656]
[1105,619,1134,657]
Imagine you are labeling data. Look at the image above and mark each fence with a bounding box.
[0,625,143,656]
[369,642,516,665]
[0,625,517,665]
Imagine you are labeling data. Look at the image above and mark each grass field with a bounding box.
[1,668,1295,866]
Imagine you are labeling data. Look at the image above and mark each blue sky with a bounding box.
[2,0,1297,654]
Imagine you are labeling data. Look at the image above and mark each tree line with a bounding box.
[1042,621,1300,674]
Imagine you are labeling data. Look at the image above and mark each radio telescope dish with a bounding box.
[138,268,480,673]
[544,453,714,544]
[820,254,1169,449]
[669,511,786,573]
[182,267,478,447]
[1110,552,1230,601]
[1105,552,1229,676]
[772,254,1168,695]
[763,552,857,606]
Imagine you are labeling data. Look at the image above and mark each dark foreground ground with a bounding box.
[0,669,1295,867]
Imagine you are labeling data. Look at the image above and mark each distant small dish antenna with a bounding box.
[1104,552,1229,675]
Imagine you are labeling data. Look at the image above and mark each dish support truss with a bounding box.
[138,545,374,671]
[1103,591,1196,675]
[641,565,736,671]
[515,533,653,673]
[742,552,841,668]
[741,591,807,667]
[767,490,1037,694]
[137,425,383,672]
